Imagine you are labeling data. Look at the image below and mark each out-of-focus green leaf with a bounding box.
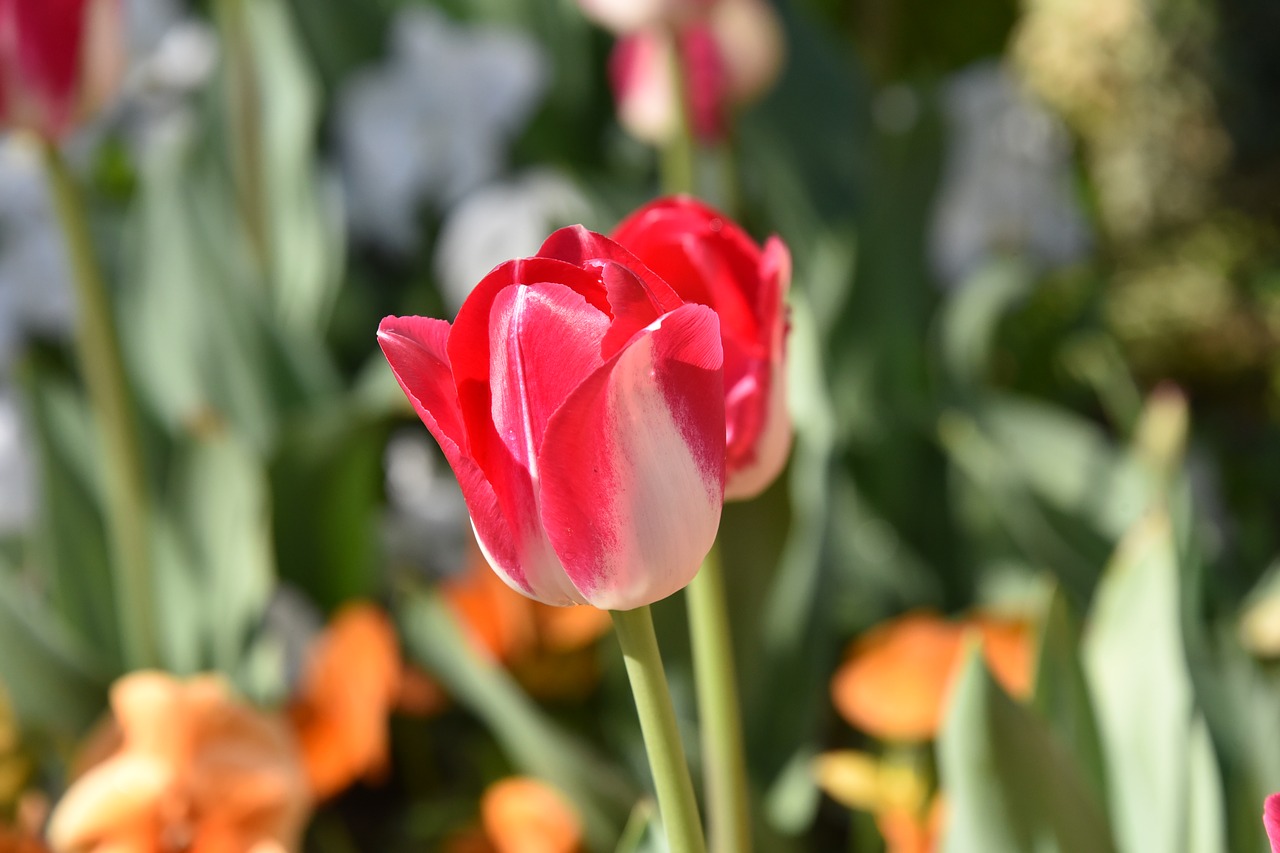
[939,648,1118,853]
[246,0,345,333]
[149,511,203,676]
[938,258,1034,388]
[22,369,120,666]
[1032,586,1109,802]
[0,572,107,735]
[1083,512,1226,853]
[271,404,384,610]
[173,434,274,671]
[979,395,1147,541]
[397,586,635,851]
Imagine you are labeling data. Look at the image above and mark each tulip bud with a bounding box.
[0,0,125,141]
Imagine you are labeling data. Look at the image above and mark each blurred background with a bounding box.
[3,0,1280,850]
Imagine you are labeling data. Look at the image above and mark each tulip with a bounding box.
[613,196,791,499]
[1266,793,1280,853]
[379,226,725,610]
[607,0,784,146]
[0,0,124,141]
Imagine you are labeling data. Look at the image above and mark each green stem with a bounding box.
[660,28,696,197]
[687,547,752,853]
[42,142,158,669]
[611,605,707,853]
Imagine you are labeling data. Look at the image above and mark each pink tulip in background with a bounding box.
[607,0,784,145]
[0,0,123,140]
[1266,793,1280,853]
[614,196,791,499]
[379,227,726,610]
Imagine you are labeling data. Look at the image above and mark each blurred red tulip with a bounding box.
[1265,792,1280,853]
[379,226,725,609]
[0,0,124,140]
[614,196,792,498]
[608,0,784,145]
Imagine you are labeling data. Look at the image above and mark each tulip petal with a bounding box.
[482,282,611,604]
[377,315,523,588]
[538,303,725,609]
[537,225,683,315]
[1266,793,1280,853]
[725,235,792,498]
[448,258,610,479]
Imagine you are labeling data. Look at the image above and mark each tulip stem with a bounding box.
[42,141,158,669]
[610,605,707,853]
[687,546,752,853]
[661,28,697,196]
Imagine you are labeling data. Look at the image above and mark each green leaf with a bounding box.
[22,369,121,666]
[396,586,634,851]
[938,258,1035,388]
[0,571,107,735]
[246,0,345,333]
[1083,512,1226,853]
[939,647,1118,853]
[174,434,274,671]
[1032,586,1109,803]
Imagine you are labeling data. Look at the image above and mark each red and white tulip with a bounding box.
[379,228,725,610]
[0,0,124,141]
[614,196,791,499]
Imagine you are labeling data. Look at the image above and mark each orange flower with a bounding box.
[481,778,582,853]
[876,796,946,853]
[830,611,1034,741]
[0,793,51,853]
[0,824,48,853]
[440,544,612,701]
[48,672,310,853]
[288,603,402,801]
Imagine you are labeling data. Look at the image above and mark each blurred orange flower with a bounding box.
[288,603,403,801]
[443,778,583,853]
[47,671,310,853]
[830,611,1034,741]
[0,824,48,853]
[876,796,946,853]
[441,545,612,701]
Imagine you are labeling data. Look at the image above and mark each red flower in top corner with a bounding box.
[0,0,124,141]
[613,196,792,499]
[379,227,725,610]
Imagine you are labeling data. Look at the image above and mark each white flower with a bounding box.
[434,169,591,311]
[0,138,74,373]
[929,62,1091,287]
[0,387,35,535]
[382,429,470,579]
[336,8,549,252]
